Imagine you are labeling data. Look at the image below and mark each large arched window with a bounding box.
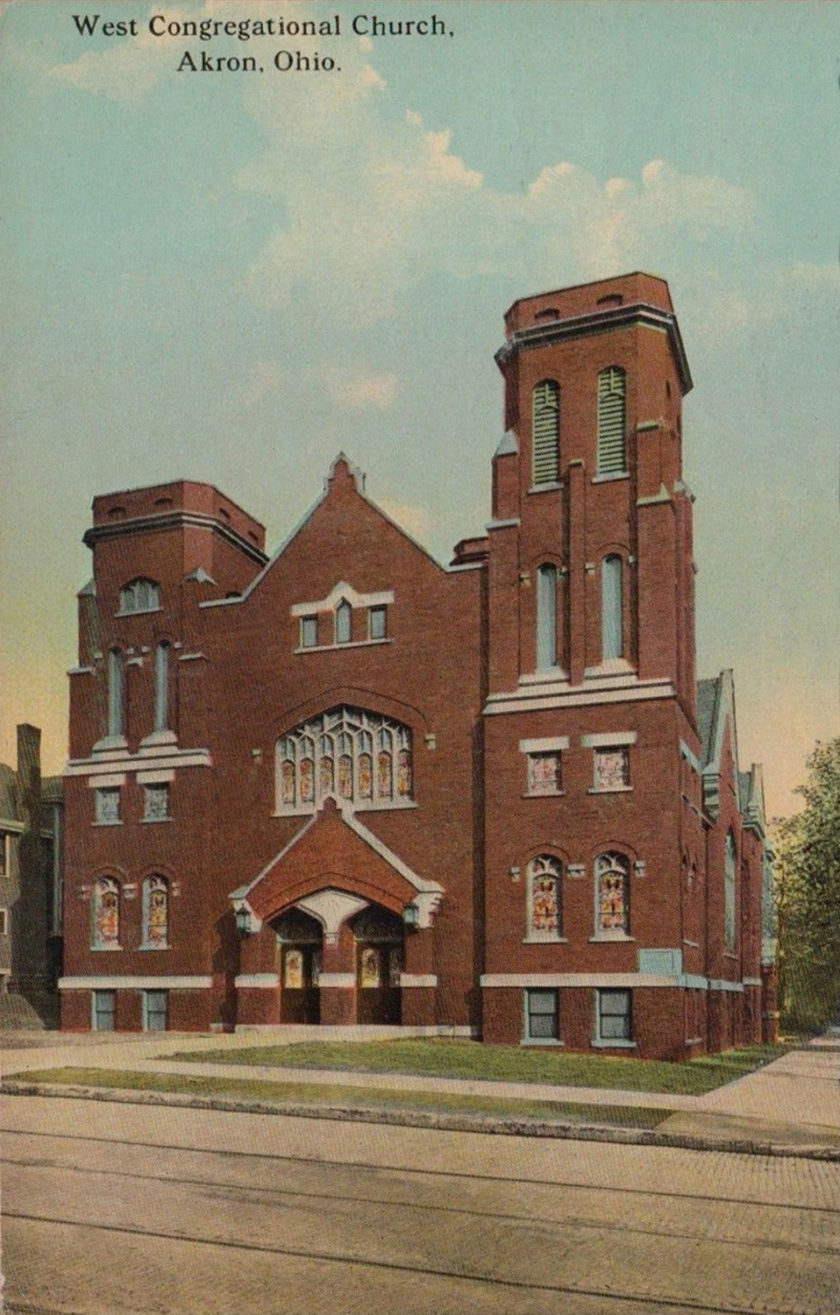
[595,853,630,938]
[532,380,560,485]
[277,706,412,813]
[91,877,120,949]
[724,832,737,953]
[142,875,169,949]
[119,578,160,613]
[597,367,626,473]
[601,555,623,660]
[526,855,562,941]
[107,649,124,738]
[536,564,557,669]
[335,600,352,644]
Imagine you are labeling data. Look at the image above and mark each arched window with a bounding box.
[335,600,351,644]
[276,707,413,813]
[536,564,557,669]
[91,877,120,949]
[154,642,170,732]
[597,367,626,473]
[532,380,560,485]
[724,833,736,952]
[142,875,169,949]
[119,578,160,613]
[595,853,630,937]
[601,555,623,660]
[107,649,124,738]
[527,856,562,941]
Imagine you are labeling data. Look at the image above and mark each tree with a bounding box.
[773,738,840,1031]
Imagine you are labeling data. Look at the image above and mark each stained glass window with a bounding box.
[284,949,304,989]
[594,747,630,790]
[527,752,561,795]
[143,876,168,948]
[596,854,630,936]
[92,878,120,949]
[95,787,120,824]
[143,784,169,821]
[527,856,561,939]
[360,947,380,989]
[276,708,412,811]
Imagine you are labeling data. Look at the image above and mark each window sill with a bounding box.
[295,638,393,655]
[115,607,161,618]
[273,799,417,817]
[527,481,562,495]
[93,820,123,827]
[138,944,170,951]
[522,792,564,800]
[90,945,123,952]
[523,936,568,945]
[141,817,172,825]
[521,1038,564,1047]
[587,786,633,795]
[683,939,700,948]
[589,935,635,943]
[592,1038,636,1049]
[591,471,629,484]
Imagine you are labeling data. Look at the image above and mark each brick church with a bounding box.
[59,273,777,1059]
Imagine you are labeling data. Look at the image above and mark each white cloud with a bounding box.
[326,371,398,411]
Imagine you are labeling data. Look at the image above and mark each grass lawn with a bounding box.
[166,1038,794,1096]
[5,1067,669,1130]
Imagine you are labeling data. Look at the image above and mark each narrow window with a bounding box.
[724,832,737,953]
[154,642,169,731]
[597,367,627,473]
[91,878,120,949]
[142,989,168,1031]
[300,616,317,649]
[368,605,387,640]
[335,600,351,644]
[601,555,623,660]
[525,989,559,1041]
[143,784,170,821]
[527,856,562,940]
[0,832,8,878]
[595,853,630,937]
[119,578,160,613]
[536,564,557,669]
[107,649,124,737]
[598,988,632,1041]
[94,787,121,825]
[92,989,116,1031]
[532,380,560,485]
[142,876,169,948]
[593,746,630,791]
[527,751,562,795]
[0,909,8,936]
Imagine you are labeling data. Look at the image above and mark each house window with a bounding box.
[536,564,557,669]
[335,600,352,644]
[525,989,559,1041]
[597,367,627,473]
[532,380,559,485]
[154,642,170,732]
[276,706,412,812]
[91,878,120,949]
[527,855,562,940]
[143,784,170,821]
[724,832,737,953]
[142,989,168,1032]
[92,989,116,1031]
[601,555,623,660]
[597,988,632,1042]
[107,649,124,738]
[593,746,630,791]
[142,875,169,948]
[526,751,562,796]
[0,909,8,936]
[300,615,317,648]
[368,605,387,641]
[95,787,121,825]
[119,578,160,613]
[595,853,630,937]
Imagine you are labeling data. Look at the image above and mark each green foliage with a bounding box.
[774,738,840,1030]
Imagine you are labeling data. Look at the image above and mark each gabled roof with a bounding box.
[697,670,740,818]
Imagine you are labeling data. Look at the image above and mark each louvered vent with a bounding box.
[597,367,626,474]
[532,381,559,484]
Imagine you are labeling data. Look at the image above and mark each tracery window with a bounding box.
[142,875,169,949]
[91,877,120,949]
[119,578,160,613]
[527,855,562,940]
[277,706,413,813]
[595,853,630,938]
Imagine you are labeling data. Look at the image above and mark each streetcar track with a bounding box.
[6,1208,830,1315]
[4,1153,837,1254]
[4,1125,836,1215]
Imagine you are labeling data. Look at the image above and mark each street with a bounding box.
[2,1093,838,1315]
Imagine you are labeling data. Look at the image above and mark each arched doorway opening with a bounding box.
[350,905,403,1024]
[274,907,323,1024]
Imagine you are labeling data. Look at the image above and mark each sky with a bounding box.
[1,0,838,818]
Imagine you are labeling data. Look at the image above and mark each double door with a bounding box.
[279,944,321,1024]
[356,941,402,1024]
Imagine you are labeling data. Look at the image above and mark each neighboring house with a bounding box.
[59,272,776,1057]
[0,724,63,1017]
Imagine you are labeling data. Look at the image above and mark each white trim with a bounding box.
[66,748,212,778]
[136,770,175,785]
[58,975,213,990]
[293,638,392,656]
[318,973,356,988]
[485,679,675,716]
[591,470,630,484]
[581,731,637,747]
[679,739,702,774]
[742,977,762,987]
[709,978,745,993]
[234,974,280,988]
[485,518,521,530]
[67,665,95,676]
[519,737,569,754]
[399,974,438,988]
[291,583,394,617]
[592,1038,636,1049]
[88,774,126,789]
[481,973,678,988]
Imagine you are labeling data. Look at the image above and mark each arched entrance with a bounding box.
[274,908,323,1024]
[350,906,403,1024]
